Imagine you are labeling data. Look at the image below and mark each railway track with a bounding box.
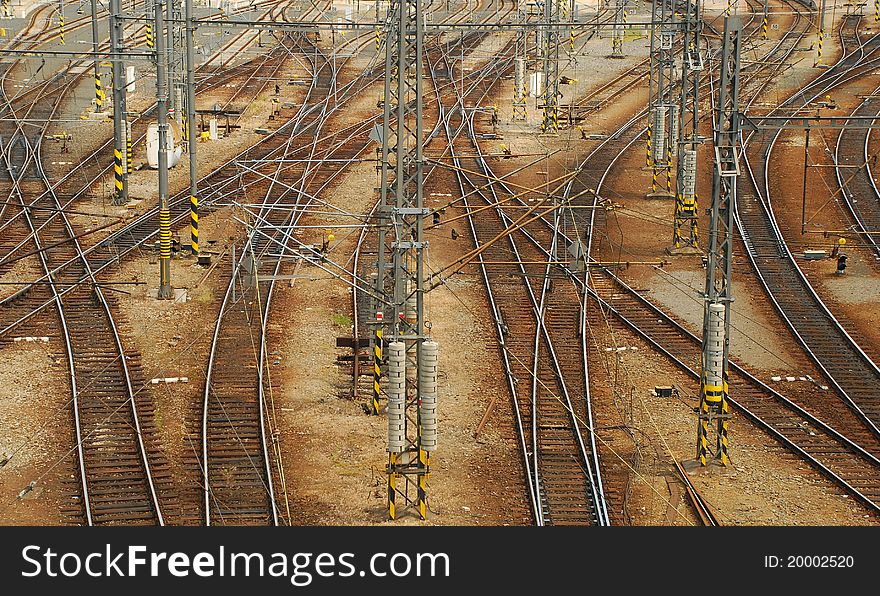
[739,14,880,439]
[564,4,880,516]
[421,28,612,524]
[0,36,168,525]
[201,0,509,525]
[834,87,880,260]
[200,28,379,525]
[457,0,880,523]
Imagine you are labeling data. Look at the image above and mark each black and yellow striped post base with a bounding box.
[762,16,768,40]
[190,195,199,256]
[418,448,428,520]
[814,30,823,67]
[113,148,125,205]
[372,329,383,415]
[59,14,64,44]
[387,453,397,520]
[126,134,133,175]
[719,375,731,466]
[695,377,731,466]
[645,121,652,168]
[94,73,105,111]
[158,203,173,300]
[146,23,154,49]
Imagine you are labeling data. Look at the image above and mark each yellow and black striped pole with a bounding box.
[126,127,133,175]
[372,329,383,415]
[762,15,768,40]
[2,0,8,18]
[666,145,672,194]
[59,13,64,44]
[646,120,652,168]
[697,375,723,465]
[159,201,172,299]
[95,71,104,111]
[815,29,823,66]
[113,147,124,201]
[388,453,396,519]
[719,373,730,465]
[146,21,154,48]
[418,448,428,519]
[876,0,879,22]
[190,194,199,256]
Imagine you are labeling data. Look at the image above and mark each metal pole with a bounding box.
[166,0,175,115]
[378,0,432,520]
[59,0,65,44]
[802,127,809,235]
[762,0,768,40]
[815,0,826,66]
[670,0,701,253]
[186,0,199,256]
[696,16,741,467]
[91,0,103,112]
[156,0,173,299]
[111,0,127,205]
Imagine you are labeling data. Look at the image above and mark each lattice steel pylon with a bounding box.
[110,0,127,205]
[376,0,436,520]
[540,0,560,134]
[646,0,677,197]
[697,16,741,467]
[512,0,528,121]
[670,0,702,253]
[611,0,626,58]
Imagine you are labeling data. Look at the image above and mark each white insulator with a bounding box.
[387,341,406,453]
[126,65,136,94]
[515,58,526,103]
[653,107,667,162]
[405,294,417,326]
[683,150,698,199]
[419,342,439,451]
[705,303,725,387]
[669,104,680,149]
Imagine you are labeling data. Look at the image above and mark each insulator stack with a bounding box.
[705,303,725,395]
[419,342,439,451]
[513,57,527,120]
[683,149,697,200]
[387,341,406,453]
[652,107,667,163]
[405,292,417,327]
[669,104,680,149]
